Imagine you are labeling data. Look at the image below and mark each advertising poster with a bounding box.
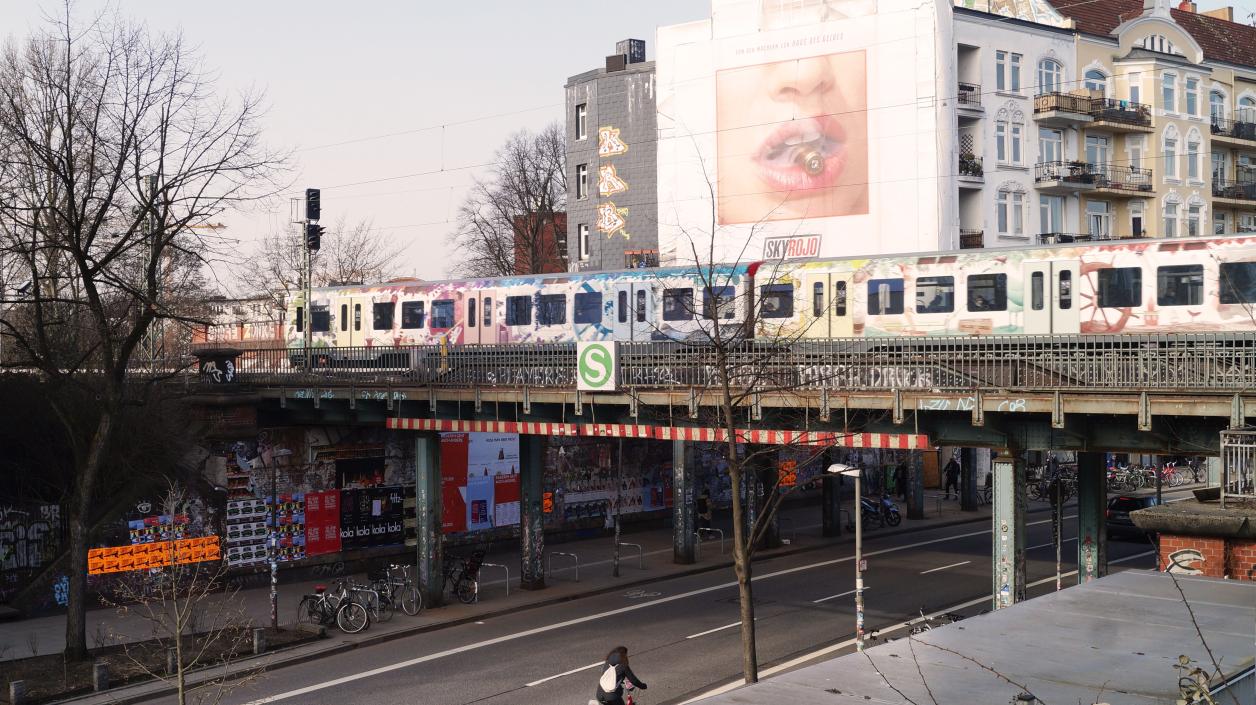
[304,490,342,557]
[440,432,521,534]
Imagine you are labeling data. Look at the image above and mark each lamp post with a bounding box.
[827,463,864,652]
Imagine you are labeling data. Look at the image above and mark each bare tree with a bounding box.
[0,6,285,658]
[447,122,567,277]
[236,216,406,308]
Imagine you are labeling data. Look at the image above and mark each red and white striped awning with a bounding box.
[387,417,928,449]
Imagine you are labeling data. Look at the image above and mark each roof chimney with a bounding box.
[1142,0,1172,17]
[1200,6,1233,21]
[1177,0,1196,12]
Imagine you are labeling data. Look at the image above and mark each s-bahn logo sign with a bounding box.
[763,234,822,260]
[577,341,617,392]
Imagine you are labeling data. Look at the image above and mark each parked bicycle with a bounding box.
[296,584,370,634]
[369,563,423,616]
[442,550,485,604]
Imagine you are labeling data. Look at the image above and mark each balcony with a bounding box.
[957,82,983,118]
[1088,98,1153,133]
[1034,161,1097,194]
[1213,178,1256,205]
[1034,92,1093,127]
[958,154,983,188]
[960,229,984,249]
[1211,116,1256,147]
[1037,232,1136,245]
[1090,164,1154,197]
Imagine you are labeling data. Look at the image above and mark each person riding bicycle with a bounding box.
[594,646,647,705]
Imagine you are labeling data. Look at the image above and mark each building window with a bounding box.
[1011,123,1023,164]
[1084,69,1107,95]
[1085,134,1109,165]
[867,279,905,315]
[576,163,588,199]
[1185,77,1198,116]
[1187,204,1201,237]
[996,121,1007,162]
[916,276,955,314]
[1086,201,1111,238]
[1039,127,1062,163]
[1129,72,1141,104]
[1210,91,1226,122]
[967,274,1008,311]
[996,120,1022,165]
[1241,96,1256,123]
[1039,195,1063,234]
[996,51,1021,92]
[1157,265,1204,306]
[1187,137,1200,180]
[1164,136,1177,179]
[1243,214,1256,233]
[1129,136,1144,169]
[1097,267,1142,308]
[997,188,1024,236]
[1215,213,1228,235]
[372,302,394,330]
[1132,201,1145,238]
[1037,59,1061,93]
[578,223,590,261]
[1165,202,1179,237]
[575,103,587,140]
[1162,73,1176,111]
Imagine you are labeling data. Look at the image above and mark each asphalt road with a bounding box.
[152,504,1165,705]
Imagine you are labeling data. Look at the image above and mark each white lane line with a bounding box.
[813,588,865,604]
[524,661,603,687]
[242,518,1084,704]
[1027,537,1078,551]
[920,560,971,575]
[677,549,1156,705]
[686,621,743,639]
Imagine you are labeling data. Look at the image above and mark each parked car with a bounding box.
[1106,495,1161,540]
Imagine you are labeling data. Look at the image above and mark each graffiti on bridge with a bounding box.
[0,503,65,604]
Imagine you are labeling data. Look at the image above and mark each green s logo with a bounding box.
[578,344,613,389]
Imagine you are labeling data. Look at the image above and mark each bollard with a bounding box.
[92,660,109,692]
[166,647,178,675]
[253,627,267,655]
[9,679,27,705]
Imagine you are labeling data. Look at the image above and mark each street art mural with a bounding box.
[0,504,64,605]
[597,164,628,198]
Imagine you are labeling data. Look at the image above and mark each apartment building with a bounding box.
[955,0,1256,248]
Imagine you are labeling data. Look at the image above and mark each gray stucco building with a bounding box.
[564,39,658,272]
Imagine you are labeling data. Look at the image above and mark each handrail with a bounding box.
[547,551,579,582]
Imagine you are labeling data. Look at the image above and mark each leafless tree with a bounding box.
[236,216,406,309]
[447,122,567,277]
[0,6,285,658]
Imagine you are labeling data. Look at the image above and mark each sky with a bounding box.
[0,0,710,289]
[0,1,1251,290]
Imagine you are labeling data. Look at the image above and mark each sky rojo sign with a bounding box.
[577,341,617,392]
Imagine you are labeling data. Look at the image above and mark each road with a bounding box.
[151,505,1164,705]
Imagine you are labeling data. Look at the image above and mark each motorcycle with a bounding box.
[848,494,902,529]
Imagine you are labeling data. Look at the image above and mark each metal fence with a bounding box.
[214,333,1256,394]
[1220,429,1256,506]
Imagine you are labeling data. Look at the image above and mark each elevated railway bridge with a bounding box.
[191,332,1256,609]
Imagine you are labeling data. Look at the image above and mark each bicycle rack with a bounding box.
[694,528,725,559]
[477,562,510,600]
[617,542,645,570]
[548,551,580,582]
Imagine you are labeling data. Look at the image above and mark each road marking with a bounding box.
[240,518,1087,704]
[677,549,1156,705]
[1027,537,1078,551]
[813,587,865,603]
[920,560,971,575]
[686,621,743,639]
[524,661,603,687]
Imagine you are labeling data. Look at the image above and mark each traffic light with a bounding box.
[305,188,321,221]
[305,223,325,251]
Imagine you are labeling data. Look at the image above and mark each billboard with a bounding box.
[440,433,521,533]
[656,0,954,265]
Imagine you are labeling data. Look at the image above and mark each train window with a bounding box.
[340,304,348,331]
[483,297,492,327]
[636,290,647,322]
[867,279,905,315]
[295,306,304,332]
[310,305,330,333]
[618,291,628,323]
[663,288,694,321]
[467,298,477,328]
[812,282,825,317]
[703,286,736,320]
[1220,262,1256,304]
[373,302,394,330]
[574,292,603,324]
[1097,267,1142,308]
[506,296,532,326]
[537,294,567,325]
[967,274,1007,312]
[1030,272,1045,311]
[916,277,955,314]
[401,301,425,329]
[354,304,362,331]
[430,300,455,328]
[835,281,848,316]
[1059,271,1072,310]
[1157,265,1204,307]
[760,284,794,318]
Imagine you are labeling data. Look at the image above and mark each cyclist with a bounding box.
[594,646,647,705]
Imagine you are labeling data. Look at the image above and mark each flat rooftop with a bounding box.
[696,570,1254,704]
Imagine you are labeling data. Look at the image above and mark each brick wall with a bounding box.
[1159,533,1256,579]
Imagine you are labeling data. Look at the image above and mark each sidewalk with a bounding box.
[0,495,1001,704]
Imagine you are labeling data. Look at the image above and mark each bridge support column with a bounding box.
[414,432,443,608]
[519,435,546,590]
[906,453,924,521]
[672,440,696,564]
[991,453,1026,610]
[821,474,843,537]
[1076,452,1108,584]
[754,450,781,550]
[960,447,979,512]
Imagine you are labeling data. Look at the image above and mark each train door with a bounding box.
[804,273,831,338]
[611,282,654,341]
[1023,261,1080,334]
[336,296,367,347]
[466,289,497,344]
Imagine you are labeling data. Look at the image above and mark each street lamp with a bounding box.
[826,463,865,652]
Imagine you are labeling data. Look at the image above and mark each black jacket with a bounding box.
[596,653,646,703]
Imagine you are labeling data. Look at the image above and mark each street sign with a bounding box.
[577,341,617,392]
[858,559,867,571]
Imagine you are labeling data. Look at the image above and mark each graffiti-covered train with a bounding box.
[288,235,1256,356]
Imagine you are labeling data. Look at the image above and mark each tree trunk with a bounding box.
[64,408,114,660]
[732,509,758,684]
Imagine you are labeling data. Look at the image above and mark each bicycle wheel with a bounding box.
[400,585,423,616]
[456,576,478,604]
[297,596,318,626]
[885,511,902,527]
[1027,483,1042,501]
[336,601,370,633]
[375,594,395,622]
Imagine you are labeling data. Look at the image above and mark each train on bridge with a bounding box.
[288,234,1256,359]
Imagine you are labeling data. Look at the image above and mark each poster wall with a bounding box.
[655,0,953,266]
[440,433,521,534]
